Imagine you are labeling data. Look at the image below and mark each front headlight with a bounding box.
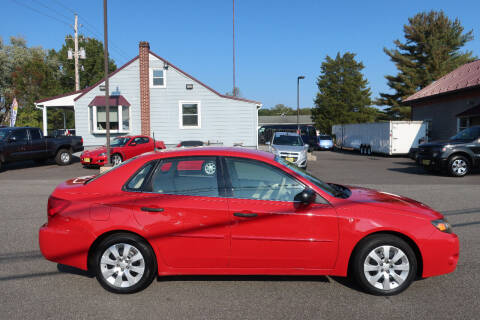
[431,219,452,233]
[98,152,106,157]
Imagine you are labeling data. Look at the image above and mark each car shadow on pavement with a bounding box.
[0,156,81,172]
[157,274,330,283]
[57,264,95,278]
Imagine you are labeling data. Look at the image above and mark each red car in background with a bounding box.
[80,136,165,166]
[40,147,458,295]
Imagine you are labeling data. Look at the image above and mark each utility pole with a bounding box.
[74,14,80,91]
[67,14,85,91]
[232,0,236,96]
[103,0,111,167]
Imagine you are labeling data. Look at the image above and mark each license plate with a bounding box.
[84,158,91,163]
[422,159,431,166]
[285,157,295,162]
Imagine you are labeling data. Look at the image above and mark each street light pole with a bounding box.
[297,75,305,133]
[103,0,111,167]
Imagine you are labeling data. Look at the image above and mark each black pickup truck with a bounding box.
[0,127,84,171]
[415,126,480,177]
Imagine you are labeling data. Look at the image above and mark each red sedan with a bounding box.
[39,147,459,295]
[80,136,166,167]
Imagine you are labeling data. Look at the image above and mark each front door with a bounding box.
[130,156,229,268]
[3,129,29,161]
[224,157,338,269]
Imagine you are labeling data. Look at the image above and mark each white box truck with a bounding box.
[332,121,428,155]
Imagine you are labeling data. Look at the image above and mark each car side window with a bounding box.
[10,130,28,142]
[148,157,219,197]
[225,157,305,202]
[125,161,156,191]
[133,137,149,145]
[29,129,42,140]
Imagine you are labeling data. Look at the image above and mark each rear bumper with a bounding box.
[39,219,95,271]
[421,231,459,278]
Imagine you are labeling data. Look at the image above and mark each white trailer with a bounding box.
[332,121,428,155]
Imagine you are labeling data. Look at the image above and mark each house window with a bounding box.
[150,68,166,88]
[179,101,201,129]
[458,117,469,132]
[91,105,131,133]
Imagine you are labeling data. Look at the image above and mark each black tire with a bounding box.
[352,234,417,296]
[55,148,72,166]
[448,155,470,177]
[94,233,157,294]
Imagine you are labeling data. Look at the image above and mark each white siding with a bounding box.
[149,54,258,147]
[75,59,141,146]
[74,54,259,148]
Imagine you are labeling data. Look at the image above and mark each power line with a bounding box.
[50,0,76,15]
[9,0,71,27]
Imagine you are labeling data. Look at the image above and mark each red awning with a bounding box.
[88,95,131,107]
[457,104,480,117]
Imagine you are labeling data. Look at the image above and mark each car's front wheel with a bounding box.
[352,234,417,295]
[448,155,470,177]
[94,233,157,294]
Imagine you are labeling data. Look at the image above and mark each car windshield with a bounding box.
[450,127,480,141]
[275,157,349,198]
[111,137,130,147]
[319,135,332,140]
[0,129,10,141]
[273,135,304,146]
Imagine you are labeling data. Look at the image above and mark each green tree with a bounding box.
[312,52,377,134]
[55,36,116,91]
[378,10,475,119]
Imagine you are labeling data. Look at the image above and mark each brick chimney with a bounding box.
[139,41,150,136]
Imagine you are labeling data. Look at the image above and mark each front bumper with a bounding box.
[416,153,448,170]
[421,231,459,278]
[39,218,96,271]
[80,154,107,166]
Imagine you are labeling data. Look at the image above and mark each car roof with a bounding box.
[140,147,275,161]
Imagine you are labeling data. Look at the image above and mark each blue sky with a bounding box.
[1,0,479,109]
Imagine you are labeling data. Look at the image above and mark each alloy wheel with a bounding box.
[60,152,70,164]
[451,159,467,176]
[100,243,145,288]
[363,245,410,291]
[112,155,122,166]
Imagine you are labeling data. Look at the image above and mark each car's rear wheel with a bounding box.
[111,153,123,167]
[448,155,470,177]
[352,234,417,295]
[55,149,71,166]
[94,233,156,294]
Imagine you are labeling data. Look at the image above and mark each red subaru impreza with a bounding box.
[39,147,459,295]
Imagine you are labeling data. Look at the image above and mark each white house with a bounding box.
[35,42,262,148]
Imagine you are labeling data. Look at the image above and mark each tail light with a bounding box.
[47,196,70,217]
[176,143,182,147]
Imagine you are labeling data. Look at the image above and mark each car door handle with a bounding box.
[141,207,164,213]
[233,212,258,218]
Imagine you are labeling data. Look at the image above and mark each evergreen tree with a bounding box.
[312,52,377,134]
[378,10,475,119]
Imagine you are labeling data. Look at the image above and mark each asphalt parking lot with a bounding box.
[0,151,479,320]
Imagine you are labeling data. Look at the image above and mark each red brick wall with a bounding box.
[139,41,150,136]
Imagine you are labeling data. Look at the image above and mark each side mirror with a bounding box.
[130,142,137,146]
[294,188,316,206]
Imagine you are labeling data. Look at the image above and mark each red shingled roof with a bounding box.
[88,95,131,107]
[404,60,480,103]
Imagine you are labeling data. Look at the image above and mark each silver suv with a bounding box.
[267,132,308,168]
